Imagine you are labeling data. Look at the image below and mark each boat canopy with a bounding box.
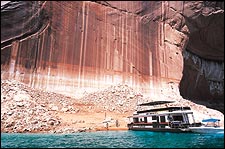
[128,110,194,118]
[202,118,220,122]
[137,101,175,106]
[137,106,191,114]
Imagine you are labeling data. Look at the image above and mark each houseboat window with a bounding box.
[144,117,147,123]
[160,116,166,122]
[133,118,138,123]
[173,115,183,121]
[152,116,157,120]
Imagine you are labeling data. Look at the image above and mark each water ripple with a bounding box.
[1,131,224,148]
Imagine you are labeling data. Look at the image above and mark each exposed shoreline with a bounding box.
[1,79,224,134]
[1,127,129,134]
[94,127,128,131]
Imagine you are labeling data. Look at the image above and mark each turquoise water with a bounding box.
[1,131,224,148]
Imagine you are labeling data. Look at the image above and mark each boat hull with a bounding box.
[128,125,191,133]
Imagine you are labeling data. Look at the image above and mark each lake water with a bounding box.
[1,131,224,148]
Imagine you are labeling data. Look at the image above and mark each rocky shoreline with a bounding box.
[1,79,138,133]
[1,79,224,133]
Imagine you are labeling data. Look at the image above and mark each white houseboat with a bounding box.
[127,101,202,133]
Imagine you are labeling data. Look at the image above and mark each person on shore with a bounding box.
[116,120,119,127]
[106,122,108,130]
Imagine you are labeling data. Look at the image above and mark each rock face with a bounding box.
[178,2,224,113]
[1,1,224,113]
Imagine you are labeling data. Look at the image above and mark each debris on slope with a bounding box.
[81,84,144,113]
[1,79,79,133]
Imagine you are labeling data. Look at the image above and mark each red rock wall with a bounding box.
[1,1,184,98]
[1,1,224,113]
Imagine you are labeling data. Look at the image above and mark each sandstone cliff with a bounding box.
[1,1,224,113]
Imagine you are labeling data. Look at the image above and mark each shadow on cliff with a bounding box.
[179,3,224,114]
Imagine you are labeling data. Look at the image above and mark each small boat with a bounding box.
[189,118,224,133]
[127,101,202,133]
